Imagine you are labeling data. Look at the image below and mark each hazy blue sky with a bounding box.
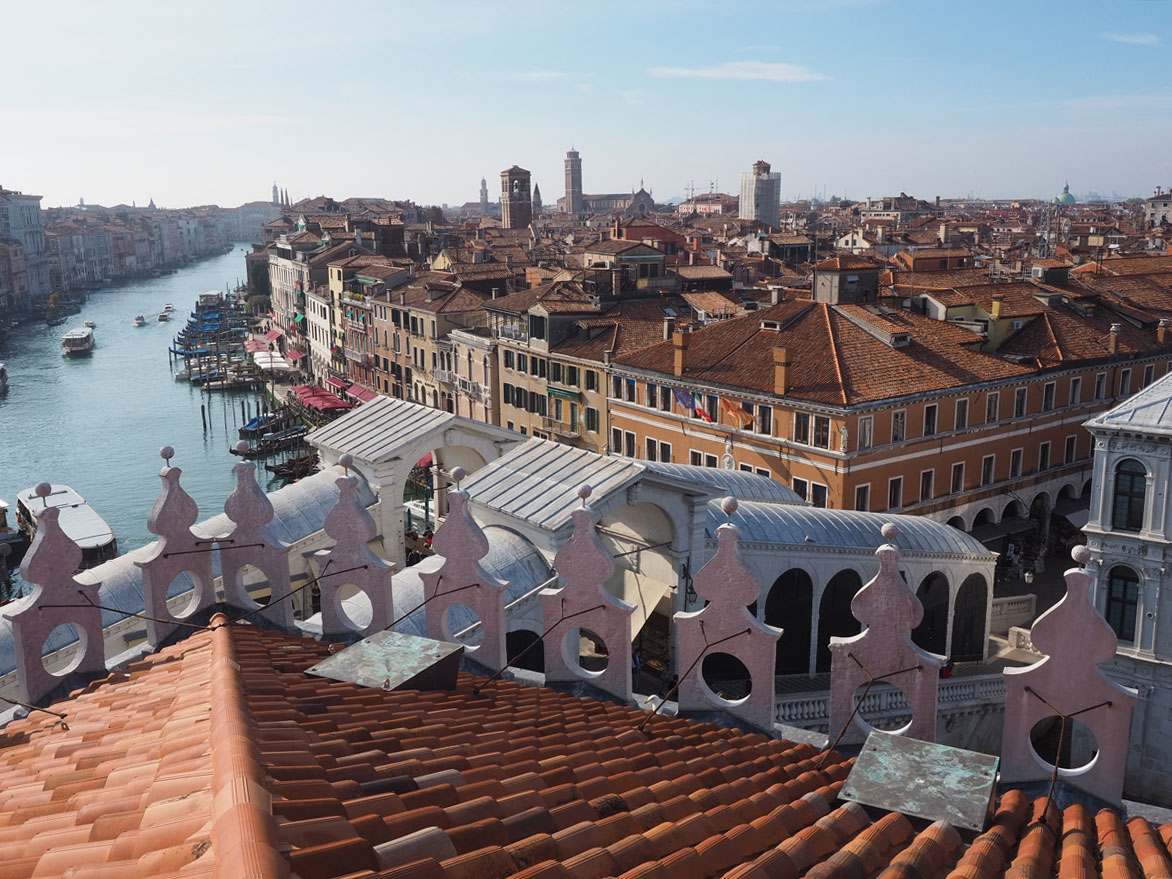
[3,0,1170,209]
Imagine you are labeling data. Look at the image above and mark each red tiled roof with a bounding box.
[814,255,884,271]
[3,619,1172,879]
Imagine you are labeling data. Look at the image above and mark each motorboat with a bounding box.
[163,303,174,312]
[0,498,28,567]
[132,315,146,327]
[84,320,97,329]
[157,312,170,322]
[15,484,118,571]
[61,326,95,356]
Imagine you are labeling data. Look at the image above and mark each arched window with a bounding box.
[1111,459,1147,532]
[1105,566,1140,643]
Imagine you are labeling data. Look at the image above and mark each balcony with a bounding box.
[542,417,579,438]
[457,377,481,400]
[498,324,527,342]
[433,368,451,383]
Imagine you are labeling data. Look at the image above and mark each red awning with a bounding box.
[415,453,433,468]
[346,383,377,403]
[325,376,348,391]
[245,339,267,352]
[286,349,305,361]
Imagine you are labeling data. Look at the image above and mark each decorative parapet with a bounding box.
[9,483,106,704]
[828,523,943,745]
[135,446,217,646]
[540,485,634,703]
[219,445,294,629]
[418,467,507,669]
[1002,546,1138,804]
[675,498,780,730]
[315,454,394,638]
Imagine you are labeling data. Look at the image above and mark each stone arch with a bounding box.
[506,627,544,672]
[946,515,966,531]
[912,571,950,656]
[816,569,864,672]
[1081,479,1092,498]
[973,507,996,527]
[1001,500,1024,521]
[951,573,988,662]
[1057,482,1078,503]
[765,568,813,675]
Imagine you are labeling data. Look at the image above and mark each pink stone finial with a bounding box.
[339,453,353,472]
[160,445,174,462]
[881,522,899,541]
[721,496,738,518]
[234,440,249,455]
[34,482,51,500]
[577,484,592,505]
[1071,545,1091,565]
[450,465,466,485]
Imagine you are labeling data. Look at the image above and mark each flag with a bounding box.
[694,398,714,423]
[721,397,754,428]
[671,388,696,412]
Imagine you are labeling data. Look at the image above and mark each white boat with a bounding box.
[61,326,95,356]
[0,362,7,393]
[132,315,146,327]
[0,498,27,568]
[157,312,170,322]
[163,303,174,312]
[84,320,96,329]
[15,484,118,571]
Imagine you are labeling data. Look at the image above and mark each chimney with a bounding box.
[603,349,613,366]
[491,287,500,299]
[663,316,673,340]
[773,346,791,395]
[991,294,1003,319]
[1160,319,1169,345]
[689,250,697,266]
[769,285,783,305]
[1109,323,1121,354]
[673,327,690,376]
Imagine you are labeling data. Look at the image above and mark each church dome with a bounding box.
[1053,182,1076,205]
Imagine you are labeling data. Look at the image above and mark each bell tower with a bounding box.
[500,165,532,229]
[564,149,583,214]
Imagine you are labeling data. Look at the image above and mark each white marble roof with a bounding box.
[1085,372,1172,435]
[307,396,456,464]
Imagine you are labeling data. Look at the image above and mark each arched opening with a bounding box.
[1081,479,1092,498]
[766,569,813,675]
[1001,500,1023,522]
[1111,459,1147,532]
[506,629,544,672]
[235,563,271,608]
[816,570,863,673]
[1030,715,1099,771]
[598,501,676,682]
[564,626,608,675]
[973,508,996,527]
[1104,565,1140,643]
[41,623,86,676]
[852,681,912,734]
[1058,483,1077,503]
[950,573,987,662]
[912,572,949,655]
[444,604,485,648]
[168,570,207,618]
[946,516,966,531]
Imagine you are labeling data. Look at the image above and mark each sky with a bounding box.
[2,0,1170,210]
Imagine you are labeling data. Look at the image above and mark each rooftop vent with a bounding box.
[760,320,781,331]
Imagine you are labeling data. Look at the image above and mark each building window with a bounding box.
[690,450,702,466]
[1042,382,1055,411]
[757,405,773,435]
[646,437,657,461]
[981,455,995,486]
[1120,369,1131,396]
[550,362,563,384]
[586,370,598,392]
[704,453,718,468]
[1064,434,1077,464]
[646,382,658,407]
[528,314,547,340]
[518,353,528,373]
[923,404,937,437]
[612,427,622,453]
[810,483,828,508]
[858,416,873,449]
[659,387,672,412]
[812,415,831,449]
[624,378,636,402]
[1038,441,1051,471]
[919,469,934,502]
[1105,566,1140,643]
[793,412,810,444]
[585,407,599,432]
[951,462,964,493]
[1094,372,1106,400]
[1112,459,1147,532]
[755,467,770,478]
[888,477,903,510]
[1009,448,1023,478]
[954,399,968,431]
[624,431,636,457]
[985,392,999,424]
[854,484,870,511]
[503,383,514,405]
[705,395,718,422]
[1069,376,1082,405]
[1143,364,1155,387]
[659,442,671,464]
[567,366,579,386]
[1014,387,1027,417]
[793,477,809,501]
[891,410,906,443]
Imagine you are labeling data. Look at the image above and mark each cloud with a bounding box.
[622,89,651,105]
[509,70,571,82]
[648,61,827,82]
[1104,32,1160,46]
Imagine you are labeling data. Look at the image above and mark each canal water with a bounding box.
[0,246,282,593]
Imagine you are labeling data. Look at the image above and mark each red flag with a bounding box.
[721,397,754,428]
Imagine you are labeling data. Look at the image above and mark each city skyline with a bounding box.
[2,0,1170,209]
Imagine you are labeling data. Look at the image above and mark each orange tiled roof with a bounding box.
[3,619,1172,878]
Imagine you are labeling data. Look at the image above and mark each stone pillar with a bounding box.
[373,461,407,571]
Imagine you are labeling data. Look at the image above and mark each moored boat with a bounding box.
[0,498,28,566]
[84,320,96,329]
[61,326,95,356]
[15,484,118,571]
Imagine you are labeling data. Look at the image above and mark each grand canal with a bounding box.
[0,246,280,591]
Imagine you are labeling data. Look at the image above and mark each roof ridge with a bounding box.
[1044,312,1064,363]
[823,305,849,405]
[208,614,290,879]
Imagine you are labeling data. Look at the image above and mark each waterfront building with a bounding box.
[0,187,49,309]
[1146,185,1172,228]
[739,159,781,229]
[0,241,28,320]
